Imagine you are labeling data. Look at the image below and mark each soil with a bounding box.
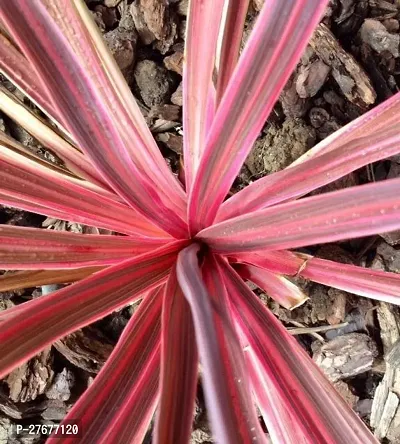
[1,0,400,442]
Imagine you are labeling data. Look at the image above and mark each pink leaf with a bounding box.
[0,268,101,291]
[0,0,187,238]
[219,123,400,220]
[236,327,310,444]
[230,250,305,276]
[291,91,400,166]
[48,288,162,444]
[198,178,400,253]
[183,0,225,189]
[0,225,169,269]
[0,148,165,237]
[0,130,79,180]
[72,0,186,214]
[0,87,105,187]
[219,258,378,443]
[188,0,329,233]
[0,31,60,122]
[177,245,265,444]
[154,267,198,444]
[216,0,250,104]
[205,83,217,136]
[235,263,308,309]
[0,241,184,379]
[299,256,400,304]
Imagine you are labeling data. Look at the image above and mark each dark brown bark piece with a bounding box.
[54,327,114,374]
[5,348,54,403]
[280,74,310,118]
[103,27,137,81]
[164,48,183,75]
[148,104,180,122]
[334,380,359,408]
[309,23,376,108]
[171,81,183,106]
[130,0,178,53]
[296,59,331,98]
[157,132,183,155]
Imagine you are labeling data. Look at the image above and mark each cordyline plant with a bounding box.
[0,0,400,442]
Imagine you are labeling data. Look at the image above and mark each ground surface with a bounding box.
[1,0,400,442]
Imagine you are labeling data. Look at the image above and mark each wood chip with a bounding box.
[148,104,180,122]
[175,0,187,15]
[0,298,14,311]
[371,365,400,439]
[103,27,137,74]
[369,0,398,20]
[377,302,400,354]
[190,428,213,444]
[130,0,178,53]
[309,23,376,108]
[171,81,183,107]
[54,326,113,373]
[274,283,348,327]
[156,132,183,155]
[41,400,68,421]
[380,230,400,246]
[280,74,309,118]
[251,0,264,12]
[371,303,400,439]
[376,242,400,273]
[0,416,13,443]
[6,348,54,403]
[104,0,122,6]
[45,368,74,401]
[296,59,331,98]
[164,48,184,75]
[0,387,45,420]
[360,19,400,58]
[313,333,378,382]
[334,380,359,408]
